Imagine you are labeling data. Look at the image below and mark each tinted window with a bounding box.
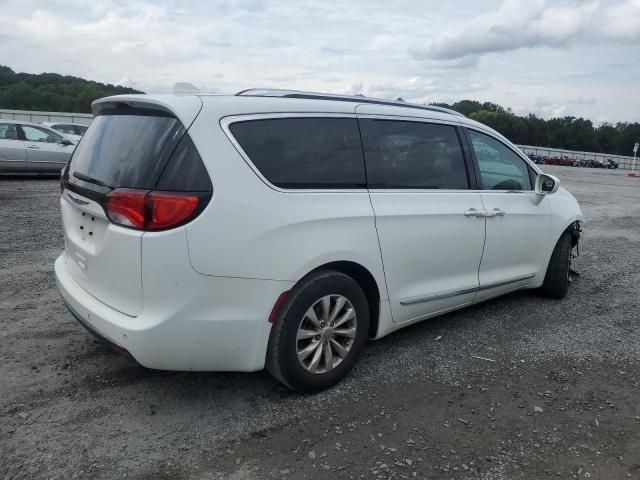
[229,118,365,189]
[0,123,19,140]
[359,119,468,189]
[156,134,212,191]
[68,114,184,189]
[22,125,63,143]
[53,124,77,134]
[75,125,88,135]
[468,130,532,191]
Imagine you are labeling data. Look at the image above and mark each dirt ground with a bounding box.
[1,165,639,480]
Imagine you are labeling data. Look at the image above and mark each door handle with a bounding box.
[465,208,506,218]
[484,208,506,217]
[464,208,484,217]
[26,145,40,149]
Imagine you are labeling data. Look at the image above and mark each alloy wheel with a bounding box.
[296,294,357,374]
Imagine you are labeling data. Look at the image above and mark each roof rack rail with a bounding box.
[235,88,463,116]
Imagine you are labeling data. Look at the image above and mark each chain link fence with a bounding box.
[0,109,93,126]
[516,144,636,170]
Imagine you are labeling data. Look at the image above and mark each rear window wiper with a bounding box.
[73,172,108,187]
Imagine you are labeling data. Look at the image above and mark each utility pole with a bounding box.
[629,142,639,177]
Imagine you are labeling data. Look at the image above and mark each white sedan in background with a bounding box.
[41,122,89,144]
[0,119,75,173]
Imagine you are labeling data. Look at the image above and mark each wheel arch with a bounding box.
[556,217,582,248]
[543,218,582,274]
[305,261,381,339]
[567,219,582,248]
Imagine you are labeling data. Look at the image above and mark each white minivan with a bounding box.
[55,90,583,392]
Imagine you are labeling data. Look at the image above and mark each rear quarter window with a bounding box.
[229,117,366,189]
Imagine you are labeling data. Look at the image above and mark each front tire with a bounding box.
[266,270,369,393]
[540,232,572,299]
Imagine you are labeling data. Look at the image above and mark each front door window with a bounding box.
[468,130,532,191]
[22,125,63,143]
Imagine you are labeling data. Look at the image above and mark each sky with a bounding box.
[0,0,639,123]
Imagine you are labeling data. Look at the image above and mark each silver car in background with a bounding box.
[0,120,75,173]
[41,122,89,144]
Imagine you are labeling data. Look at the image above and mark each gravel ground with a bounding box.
[1,166,639,480]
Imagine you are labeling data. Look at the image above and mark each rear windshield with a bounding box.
[68,114,185,189]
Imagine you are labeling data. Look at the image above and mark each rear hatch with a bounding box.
[61,96,208,316]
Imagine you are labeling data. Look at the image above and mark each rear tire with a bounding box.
[266,270,369,393]
[540,232,572,299]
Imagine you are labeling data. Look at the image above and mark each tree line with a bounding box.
[0,65,142,114]
[1,65,637,156]
[431,100,640,157]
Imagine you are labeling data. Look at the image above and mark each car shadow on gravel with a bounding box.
[69,335,287,396]
[66,287,550,399]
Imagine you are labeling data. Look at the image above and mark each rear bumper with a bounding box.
[63,300,135,360]
[55,253,293,372]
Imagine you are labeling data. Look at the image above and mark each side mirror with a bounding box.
[535,173,560,195]
[60,138,74,146]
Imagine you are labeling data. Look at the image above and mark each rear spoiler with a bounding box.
[92,100,175,118]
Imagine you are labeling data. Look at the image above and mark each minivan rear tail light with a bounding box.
[105,189,147,229]
[105,189,202,231]
[147,192,199,230]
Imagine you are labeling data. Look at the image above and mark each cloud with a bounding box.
[0,0,639,122]
[335,76,491,105]
[604,0,640,40]
[513,94,599,119]
[409,0,638,61]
